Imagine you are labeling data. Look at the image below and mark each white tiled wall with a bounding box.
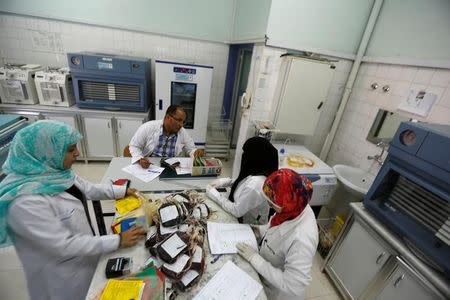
[0,14,229,122]
[326,63,450,175]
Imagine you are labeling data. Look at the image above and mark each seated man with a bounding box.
[129,105,204,168]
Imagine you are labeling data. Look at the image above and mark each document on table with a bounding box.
[164,157,193,175]
[122,164,165,182]
[207,222,258,255]
[193,261,262,300]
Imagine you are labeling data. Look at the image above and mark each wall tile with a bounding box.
[413,68,435,85]
[366,63,378,76]
[430,69,450,87]
[391,80,411,97]
[428,105,450,125]
[326,62,450,172]
[399,66,418,81]
[439,87,450,108]
[0,14,228,128]
[426,86,446,103]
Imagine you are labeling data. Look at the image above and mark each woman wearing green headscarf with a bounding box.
[0,120,146,300]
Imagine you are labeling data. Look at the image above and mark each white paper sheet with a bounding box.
[164,157,193,175]
[207,222,258,255]
[181,270,200,286]
[163,254,190,273]
[159,224,189,235]
[122,164,164,182]
[194,261,262,300]
[159,206,179,224]
[161,234,186,258]
[192,245,203,263]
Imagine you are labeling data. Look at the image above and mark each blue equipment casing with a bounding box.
[363,122,450,278]
[67,52,151,112]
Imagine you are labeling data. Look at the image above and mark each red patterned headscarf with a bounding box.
[263,168,313,227]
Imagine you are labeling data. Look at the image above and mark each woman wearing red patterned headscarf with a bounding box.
[236,168,318,300]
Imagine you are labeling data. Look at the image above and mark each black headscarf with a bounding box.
[229,137,279,203]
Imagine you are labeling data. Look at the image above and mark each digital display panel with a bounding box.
[98,62,113,70]
[173,67,196,74]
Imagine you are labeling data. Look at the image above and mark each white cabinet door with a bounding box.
[116,117,143,156]
[273,57,334,135]
[44,114,85,158]
[82,116,115,158]
[375,257,444,300]
[329,221,391,299]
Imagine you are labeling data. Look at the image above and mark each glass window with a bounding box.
[171,82,197,129]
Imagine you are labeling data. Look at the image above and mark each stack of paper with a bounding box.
[207,222,258,254]
[122,164,165,182]
[194,261,262,300]
[100,279,145,300]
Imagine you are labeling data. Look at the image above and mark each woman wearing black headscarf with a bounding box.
[206,137,278,224]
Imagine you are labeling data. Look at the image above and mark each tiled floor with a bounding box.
[0,158,342,300]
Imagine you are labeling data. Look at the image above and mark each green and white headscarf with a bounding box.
[0,120,82,247]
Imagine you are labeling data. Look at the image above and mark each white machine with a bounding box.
[35,67,75,107]
[0,64,43,104]
[155,60,213,146]
[273,144,337,206]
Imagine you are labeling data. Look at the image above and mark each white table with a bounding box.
[87,158,267,299]
[92,157,221,235]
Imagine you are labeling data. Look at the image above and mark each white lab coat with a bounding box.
[251,205,318,300]
[129,120,197,163]
[215,175,270,224]
[7,175,126,300]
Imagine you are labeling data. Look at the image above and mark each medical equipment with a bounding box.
[364,122,450,278]
[155,60,213,145]
[67,52,151,112]
[273,144,337,206]
[34,67,75,107]
[105,257,132,278]
[0,64,43,104]
[0,114,29,174]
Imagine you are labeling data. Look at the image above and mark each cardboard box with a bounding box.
[191,158,222,176]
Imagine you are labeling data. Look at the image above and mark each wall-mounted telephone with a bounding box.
[240,92,251,109]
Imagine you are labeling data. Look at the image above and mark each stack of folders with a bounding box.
[111,195,147,234]
[98,265,164,300]
[100,279,145,300]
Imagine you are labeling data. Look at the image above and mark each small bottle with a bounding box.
[279,148,286,166]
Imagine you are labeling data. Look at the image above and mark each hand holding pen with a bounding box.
[139,157,151,168]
